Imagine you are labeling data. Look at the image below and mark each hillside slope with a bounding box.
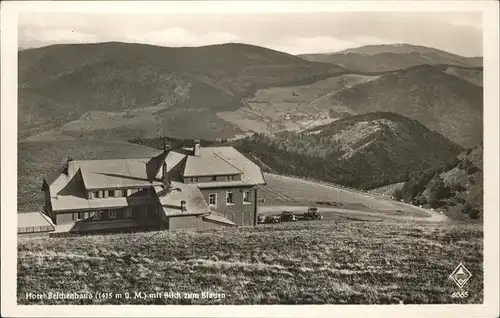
[218,64,482,147]
[270,112,461,188]
[144,112,460,190]
[18,221,483,304]
[330,65,483,147]
[19,42,345,140]
[300,43,482,72]
[397,144,483,220]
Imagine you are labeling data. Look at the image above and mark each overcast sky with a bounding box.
[18,11,483,57]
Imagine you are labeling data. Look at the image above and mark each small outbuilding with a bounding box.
[18,211,55,237]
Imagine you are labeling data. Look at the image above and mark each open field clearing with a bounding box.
[18,220,482,304]
[216,74,378,135]
[26,105,171,142]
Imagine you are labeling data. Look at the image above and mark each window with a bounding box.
[208,193,217,207]
[108,190,115,197]
[109,209,117,219]
[193,177,199,183]
[212,176,217,181]
[243,191,251,204]
[226,191,234,205]
[93,191,100,198]
[75,212,85,220]
[133,188,149,196]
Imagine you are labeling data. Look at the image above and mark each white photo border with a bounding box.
[1,1,498,317]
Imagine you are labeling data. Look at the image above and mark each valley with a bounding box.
[217,74,377,135]
[19,42,483,147]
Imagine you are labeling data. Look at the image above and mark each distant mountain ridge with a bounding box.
[336,43,480,57]
[19,41,346,140]
[19,42,482,147]
[329,64,483,147]
[299,43,482,72]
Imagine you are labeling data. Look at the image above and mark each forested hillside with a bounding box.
[130,112,461,190]
[395,144,483,219]
[19,42,345,140]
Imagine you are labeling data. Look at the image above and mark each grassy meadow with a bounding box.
[18,220,483,305]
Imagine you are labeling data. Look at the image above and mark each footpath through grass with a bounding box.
[18,220,483,304]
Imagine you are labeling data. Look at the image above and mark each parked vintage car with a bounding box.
[264,215,281,224]
[257,213,266,224]
[280,211,297,222]
[303,207,323,220]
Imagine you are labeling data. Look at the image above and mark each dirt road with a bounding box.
[259,205,447,223]
[261,173,448,223]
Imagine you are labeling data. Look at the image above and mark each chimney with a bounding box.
[66,156,75,177]
[180,200,187,212]
[162,161,169,186]
[162,137,169,152]
[193,139,201,157]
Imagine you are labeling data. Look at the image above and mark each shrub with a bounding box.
[462,202,472,215]
[468,175,475,185]
[466,165,479,175]
[452,183,467,192]
[414,195,427,206]
[455,196,466,204]
[469,208,481,219]
[393,188,403,201]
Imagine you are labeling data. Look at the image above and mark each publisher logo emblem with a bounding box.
[449,263,472,289]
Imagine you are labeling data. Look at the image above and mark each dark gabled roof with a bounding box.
[43,163,67,188]
[146,150,169,182]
